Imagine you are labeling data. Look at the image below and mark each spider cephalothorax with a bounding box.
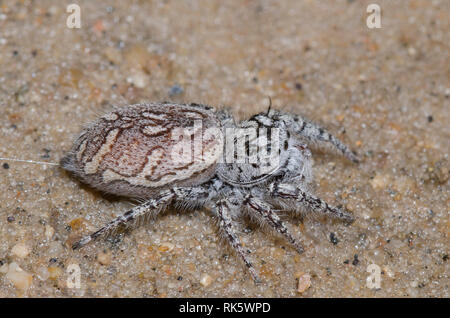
[61,102,358,282]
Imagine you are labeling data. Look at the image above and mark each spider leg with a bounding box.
[72,187,210,250]
[278,112,359,163]
[244,195,304,254]
[215,199,261,283]
[269,182,354,223]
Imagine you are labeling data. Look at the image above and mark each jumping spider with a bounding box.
[61,102,358,282]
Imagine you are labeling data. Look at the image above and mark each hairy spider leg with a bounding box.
[244,195,304,253]
[215,199,261,283]
[269,182,354,223]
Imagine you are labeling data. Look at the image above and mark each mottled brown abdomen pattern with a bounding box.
[61,103,223,199]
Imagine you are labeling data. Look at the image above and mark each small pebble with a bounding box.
[48,266,63,279]
[169,84,184,96]
[127,70,148,88]
[11,243,31,258]
[382,265,395,278]
[370,174,391,190]
[352,254,360,266]
[48,241,63,256]
[296,272,311,294]
[35,266,50,281]
[5,262,33,290]
[329,232,339,245]
[97,250,112,265]
[0,263,9,274]
[44,225,54,240]
[407,46,417,56]
[158,242,174,252]
[200,273,213,287]
[2,163,9,169]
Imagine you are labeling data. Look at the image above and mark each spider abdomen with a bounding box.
[60,103,223,198]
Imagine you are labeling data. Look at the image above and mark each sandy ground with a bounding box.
[0,0,448,297]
